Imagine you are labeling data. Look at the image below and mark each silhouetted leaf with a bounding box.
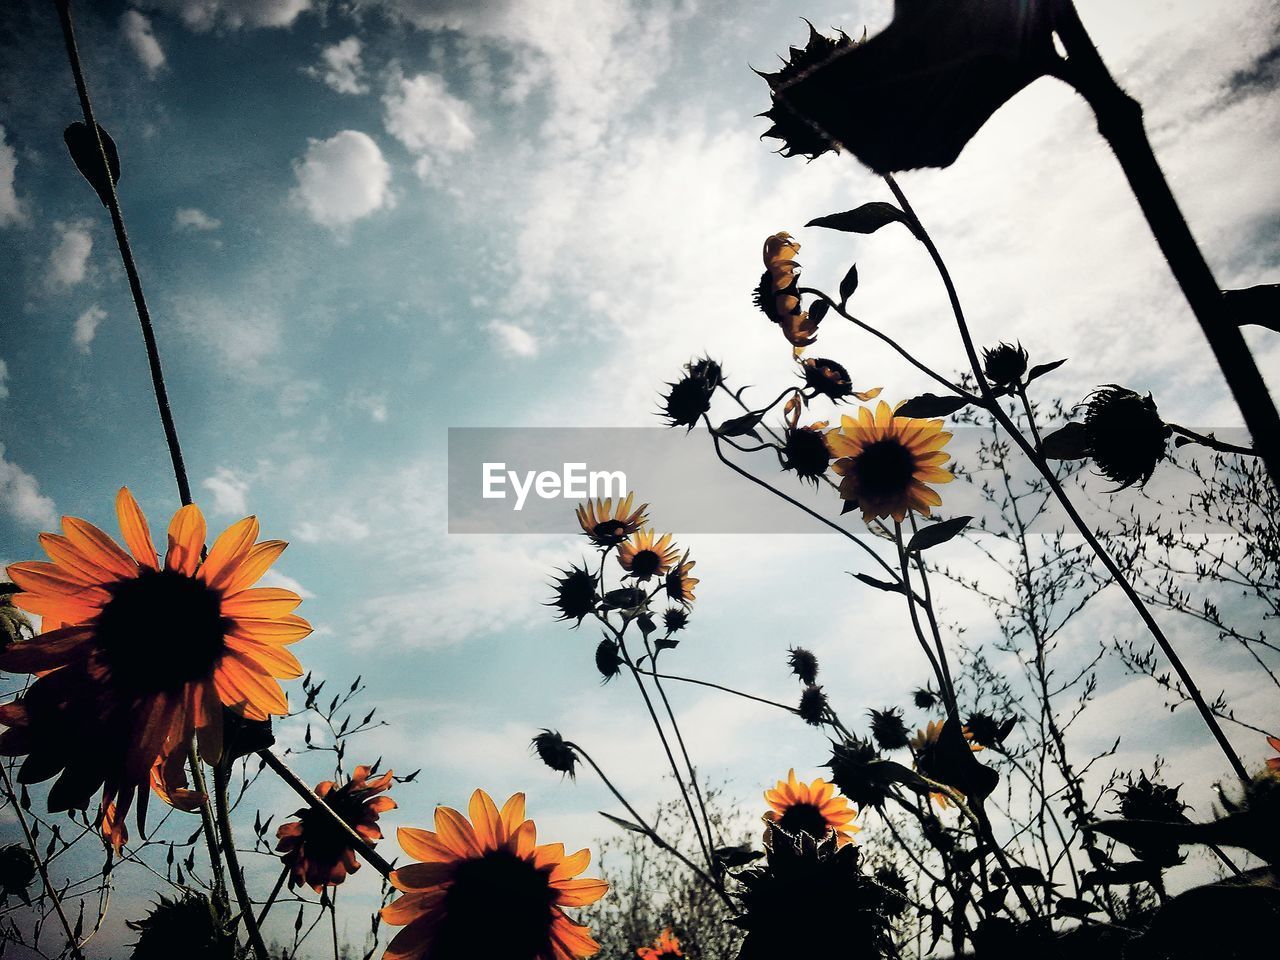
[906,515,972,553]
[839,263,859,304]
[714,844,763,868]
[1224,283,1280,332]
[1081,860,1163,888]
[840,499,858,515]
[64,121,120,207]
[221,709,275,765]
[809,298,830,325]
[807,202,913,236]
[716,411,763,438]
[1056,897,1101,918]
[1041,421,1090,460]
[895,393,971,418]
[852,572,905,594]
[934,718,999,801]
[599,812,647,834]
[1027,358,1067,382]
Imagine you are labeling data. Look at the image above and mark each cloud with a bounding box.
[382,71,476,178]
[347,390,389,423]
[173,207,221,231]
[308,36,368,95]
[201,466,250,515]
[0,444,57,528]
[172,296,282,374]
[488,321,539,358]
[46,220,93,287]
[145,0,312,31]
[291,130,392,230]
[121,10,166,76]
[294,512,371,543]
[0,126,25,228]
[258,568,314,599]
[0,358,7,399]
[73,304,105,354]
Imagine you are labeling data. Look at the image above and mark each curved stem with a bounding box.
[214,766,269,960]
[255,864,290,929]
[1167,423,1258,458]
[636,668,798,714]
[187,743,228,911]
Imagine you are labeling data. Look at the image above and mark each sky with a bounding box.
[1,0,1279,955]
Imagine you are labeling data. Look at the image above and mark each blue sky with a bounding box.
[2,0,1280,954]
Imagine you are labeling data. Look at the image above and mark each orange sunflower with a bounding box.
[763,769,860,846]
[0,488,309,846]
[617,530,680,581]
[576,495,649,548]
[826,401,953,523]
[636,928,683,960]
[382,789,607,960]
[276,763,396,891]
[663,551,698,605]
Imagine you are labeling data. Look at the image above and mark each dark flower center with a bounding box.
[293,789,367,874]
[592,520,628,544]
[852,440,917,501]
[776,802,833,839]
[629,549,662,580]
[435,849,556,958]
[95,569,230,695]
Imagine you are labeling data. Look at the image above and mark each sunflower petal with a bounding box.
[115,488,159,570]
[165,504,206,576]
[200,516,260,591]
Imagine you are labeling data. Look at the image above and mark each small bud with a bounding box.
[868,707,910,751]
[787,647,819,685]
[594,639,621,682]
[798,684,828,725]
[531,730,578,779]
[981,341,1029,387]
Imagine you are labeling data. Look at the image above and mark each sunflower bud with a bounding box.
[0,844,36,904]
[787,647,819,685]
[873,866,910,918]
[660,375,714,431]
[127,893,234,958]
[1082,385,1171,489]
[781,425,833,485]
[911,687,938,710]
[798,684,828,725]
[1114,772,1187,866]
[826,737,893,809]
[532,730,578,779]
[0,586,31,651]
[801,357,853,401]
[757,25,859,161]
[662,607,689,633]
[981,341,1028,386]
[868,707,910,751]
[595,639,622,682]
[964,712,1015,749]
[547,565,597,627]
[687,356,723,390]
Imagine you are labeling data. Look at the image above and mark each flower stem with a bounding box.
[1166,424,1258,458]
[187,743,229,913]
[255,864,290,928]
[213,765,269,960]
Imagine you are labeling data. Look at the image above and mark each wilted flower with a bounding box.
[636,929,683,960]
[868,707,911,751]
[731,826,895,960]
[548,565,597,627]
[826,737,894,810]
[757,24,859,161]
[1114,772,1188,866]
[754,232,819,349]
[1082,385,1171,489]
[576,494,648,548]
[0,845,35,905]
[662,607,689,633]
[787,647,818,685]
[686,357,723,391]
[618,530,681,581]
[127,893,236,960]
[781,423,833,484]
[382,789,607,960]
[827,402,954,523]
[981,341,1029,387]
[873,866,910,918]
[276,764,396,891]
[594,639,622,681]
[798,684,828,725]
[763,769,860,846]
[0,488,309,848]
[532,730,579,779]
[801,357,854,401]
[664,552,698,605]
[660,375,714,430]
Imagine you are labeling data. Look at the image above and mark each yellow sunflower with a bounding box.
[663,551,698,605]
[0,488,309,847]
[382,789,607,960]
[763,769,860,846]
[575,495,649,548]
[909,720,982,808]
[636,928,683,960]
[617,530,680,581]
[826,401,953,522]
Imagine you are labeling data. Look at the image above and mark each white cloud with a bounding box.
[145,0,311,31]
[0,126,25,228]
[291,130,392,230]
[172,297,282,374]
[173,207,221,231]
[258,568,315,599]
[488,320,539,358]
[308,36,367,95]
[201,466,250,516]
[121,10,166,76]
[73,304,105,354]
[347,390,389,423]
[382,71,476,178]
[294,512,371,543]
[46,220,93,287]
[0,358,8,399]
[0,444,57,528]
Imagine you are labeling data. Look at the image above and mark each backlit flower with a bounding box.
[548,565,598,627]
[576,495,648,548]
[787,647,818,685]
[663,552,698,605]
[636,928,683,960]
[910,720,981,808]
[0,489,309,847]
[1082,385,1170,489]
[617,530,680,581]
[276,764,396,892]
[826,401,953,522]
[764,769,860,846]
[781,423,833,485]
[981,341,1028,387]
[755,232,819,349]
[382,789,607,960]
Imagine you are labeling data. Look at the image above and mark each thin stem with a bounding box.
[0,764,85,960]
[637,669,798,714]
[256,864,290,929]
[214,765,269,960]
[1166,424,1258,458]
[187,743,228,912]
[329,887,340,960]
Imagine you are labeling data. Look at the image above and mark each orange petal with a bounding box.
[223,634,303,679]
[397,827,455,864]
[228,614,312,645]
[0,625,95,672]
[37,533,118,585]
[434,805,482,858]
[199,516,260,591]
[115,488,159,570]
[165,504,206,576]
[220,588,302,619]
[468,789,504,849]
[390,861,456,892]
[552,877,609,907]
[217,655,289,716]
[6,562,111,604]
[549,847,590,882]
[221,540,287,596]
[62,517,137,579]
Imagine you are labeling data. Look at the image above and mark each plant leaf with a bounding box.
[599,812,648,834]
[895,393,971,418]
[1040,421,1090,460]
[807,201,913,236]
[906,515,972,553]
[852,572,905,594]
[64,122,120,207]
[1223,283,1280,332]
[716,411,763,438]
[1027,358,1067,382]
[839,263,859,304]
[809,298,830,326]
